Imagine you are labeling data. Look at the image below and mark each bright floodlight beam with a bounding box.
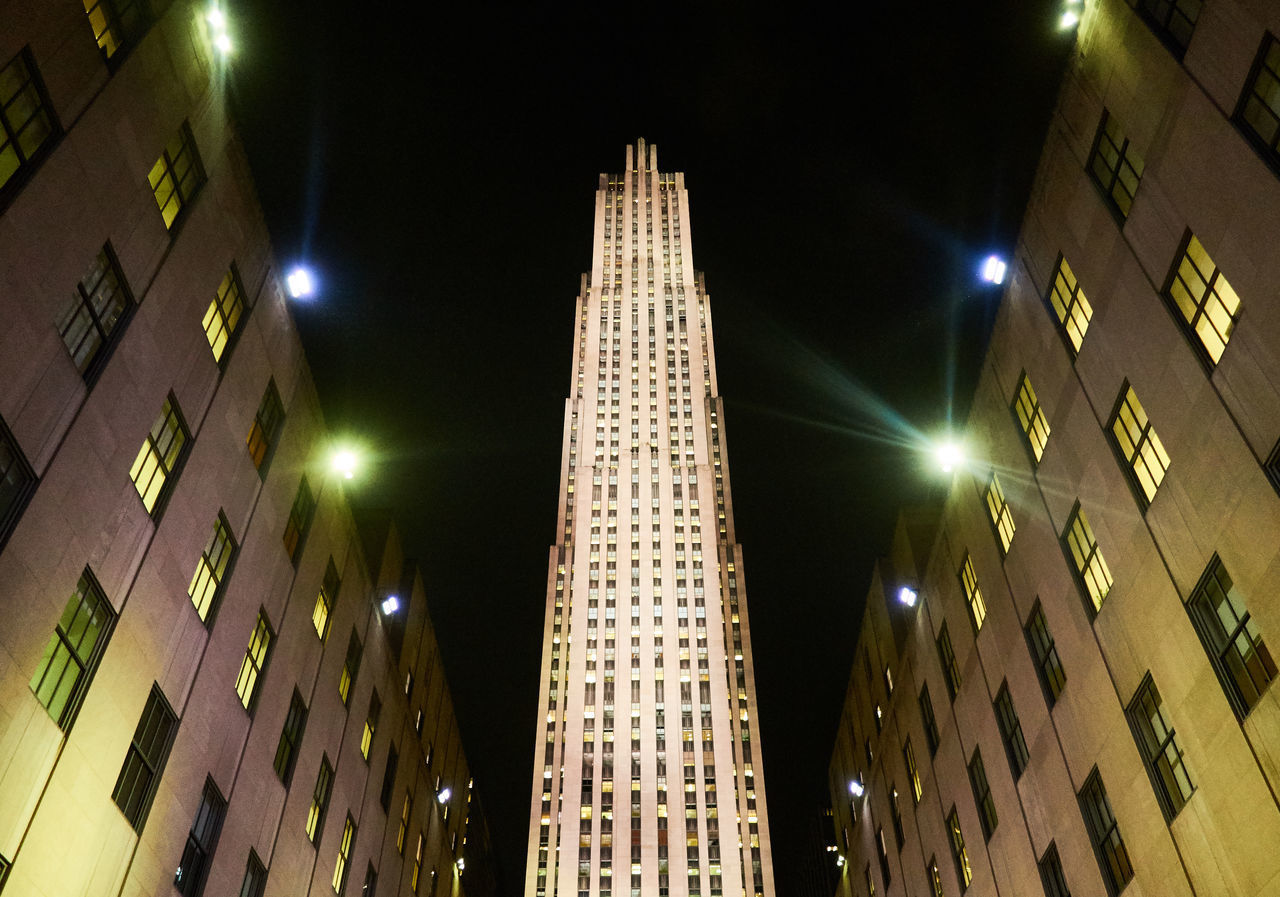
[1060,9,1080,28]
[935,441,964,473]
[982,255,1007,285]
[381,594,400,615]
[286,267,314,298]
[438,787,452,804]
[898,586,918,607]
[332,449,358,480]
[849,779,865,798]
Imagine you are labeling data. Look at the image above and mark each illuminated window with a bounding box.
[919,686,941,754]
[239,851,266,897]
[1109,383,1170,506]
[333,815,356,892]
[362,690,380,760]
[0,48,56,203]
[1025,601,1066,707]
[959,555,987,632]
[1038,843,1070,897]
[188,513,237,622]
[945,807,972,889]
[412,834,424,893]
[994,683,1030,778]
[112,683,177,832]
[148,121,204,230]
[129,394,190,517]
[30,568,115,730]
[1186,556,1277,718]
[1088,111,1144,221]
[203,267,246,365]
[1163,232,1241,367]
[174,777,226,897]
[59,244,134,383]
[0,412,36,552]
[903,739,923,803]
[313,559,339,641]
[1078,769,1133,896]
[927,856,945,897]
[282,476,315,563]
[338,631,362,705]
[273,689,307,785]
[1045,255,1091,355]
[81,0,149,64]
[246,379,284,474]
[306,755,333,843]
[1127,675,1193,820]
[1063,503,1113,614]
[1238,35,1280,171]
[937,624,961,700]
[234,610,272,711]
[984,474,1015,554]
[967,749,997,840]
[398,791,412,854]
[1013,373,1050,463]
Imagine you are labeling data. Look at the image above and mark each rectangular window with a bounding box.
[283,476,315,563]
[937,624,962,700]
[1087,110,1144,221]
[314,559,339,641]
[381,743,399,812]
[333,814,356,891]
[59,243,134,383]
[0,854,8,891]
[175,777,226,897]
[1238,34,1280,172]
[363,863,378,897]
[339,630,362,705]
[362,690,381,760]
[1186,556,1277,717]
[148,121,205,230]
[959,555,987,632]
[30,568,115,730]
[0,47,57,202]
[1163,231,1241,367]
[188,512,237,622]
[306,755,334,843]
[1025,601,1066,707]
[1126,0,1199,57]
[235,610,273,712]
[927,856,945,897]
[983,475,1015,554]
[994,683,1030,778]
[111,683,177,832]
[888,783,904,847]
[1046,254,1092,354]
[1078,768,1133,896]
[239,850,266,897]
[1063,503,1113,614]
[875,826,892,887]
[864,864,875,897]
[82,0,150,63]
[412,834,424,892]
[1109,383,1170,506]
[0,412,36,552]
[1013,373,1050,463]
[945,807,972,890]
[1127,675,1194,820]
[203,266,246,365]
[397,791,412,854]
[903,739,923,803]
[129,394,190,517]
[273,689,307,785]
[967,749,997,840]
[919,686,941,754]
[246,379,284,474]
[1038,842,1070,897]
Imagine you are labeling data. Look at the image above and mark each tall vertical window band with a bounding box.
[247,379,285,473]
[59,244,134,384]
[112,683,178,832]
[274,689,308,785]
[945,807,972,889]
[130,394,190,517]
[306,755,334,843]
[188,513,237,622]
[1126,675,1194,820]
[1078,769,1133,896]
[1186,556,1276,718]
[333,815,356,891]
[1025,601,1066,707]
[148,121,205,230]
[1109,383,1170,506]
[1047,255,1092,354]
[1063,503,1113,614]
[314,558,339,641]
[30,568,115,730]
[1236,34,1280,173]
[1163,231,1241,367]
[1013,373,1050,463]
[283,476,315,563]
[82,0,150,64]
[0,412,37,554]
[203,266,246,365]
[235,610,273,711]
[937,624,962,700]
[983,474,1015,554]
[1125,0,1200,58]
[959,555,987,632]
[994,683,1030,779]
[0,47,57,204]
[967,748,998,840]
[174,777,226,897]
[1088,110,1144,221]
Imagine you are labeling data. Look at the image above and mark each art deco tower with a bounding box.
[524,141,775,897]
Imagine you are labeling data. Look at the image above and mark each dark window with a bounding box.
[888,783,904,848]
[0,412,36,552]
[1127,675,1194,821]
[945,807,973,890]
[273,689,308,785]
[919,686,941,755]
[239,849,266,897]
[362,863,378,897]
[0,48,57,205]
[188,512,237,623]
[129,393,190,518]
[1046,254,1092,355]
[235,610,273,712]
[175,777,226,897]
[937,624,962,700]
[82,0,150,65]
[1078,768,1133,896]
[1038,842,1070,897]
[1237,33,1280,176]
[112,683,177,832]
[30,568,115,730]
[306,755,334,843]
[246,379,285,474]
[1126,0,1199,57]
[1187,555,1277,718]
[59,243,134,384]
[148,121,205,230]
[340,630,362,705]
[993,683,1030,778]
[1026,601,1066,707]
[203,266,246,366]
[361,690,381,760]
[875,826,892,888]
[1063,502,1113,615]
[1264,438,1280,498]
[1163,230,1241,368]
[1087,110,1144,222]
[283,476,315,564]
[333,814,356,891]
[967,749,997,840]
[381,743,399,812]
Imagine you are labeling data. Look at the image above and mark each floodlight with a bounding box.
[898,586,919,607]
[982,255,1007,285]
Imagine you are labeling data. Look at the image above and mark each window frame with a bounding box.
[1234,32,1280,176]
[82,0,152,68]
[937,624,962,700]
[306,754,334,844]
[1037,842,1070,897]
[1107,381,1171,509]
[1025,600,1066,707]
[187,511,238,625]
[1126,0,1200,59]
[333,814,356,891]
[339,629,362,705]
[1078,768,1134,897]
[1126,674,1194,822]
[903,738,923,803]
[246,378,285,476]
[1012,371,1051,466]
[129,392,191,520]
[59,242,135,386]
[111,682,178,833]
[239,850,267,897]
[945,806,973,891]
[0,46,61,212]
[174,776,226,897]
[1160,230,1242,370]
[273,688,308,786]
[1087,109,1145,224]
[203,264,248,368]
[0,412,37,553]
[993,683,1030,779]
[919,686,942,755]
[966,748,998,841]
[234,609,273,713]
[1045,253,1093,356]
[147,120,205,232]
[283,476,315,565]
[983,474,1015,555]
[30,567,116,732]
[958,555,987,633]
[1062,502,1113,617]
[314,558,339,641]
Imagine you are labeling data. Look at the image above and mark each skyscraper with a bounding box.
[525,141,775,897]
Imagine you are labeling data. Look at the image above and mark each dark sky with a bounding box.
[229,2,1071,893]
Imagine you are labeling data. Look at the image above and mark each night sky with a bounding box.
[228,2,1072,892]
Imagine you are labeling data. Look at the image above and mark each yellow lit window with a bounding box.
[1048,256,1092,354]
[1064,504,1113,613]
[203,268,245,364]
[332,815,355,891]
[129,394,189,515]
[398,793,412,854]
[947,808,973,887]
[188,514,236,621]
[1013,373,1050,463]
[313,559,339,640]
[361,691,380,760]
[235,610,271,710]
[959,555,987,632]
[82,0,146,61]
[1165,233,1241,365]
[147,122,204,230]
[1110,384,1170,505]
[0,49,55,195]
[984,474,1015,553]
